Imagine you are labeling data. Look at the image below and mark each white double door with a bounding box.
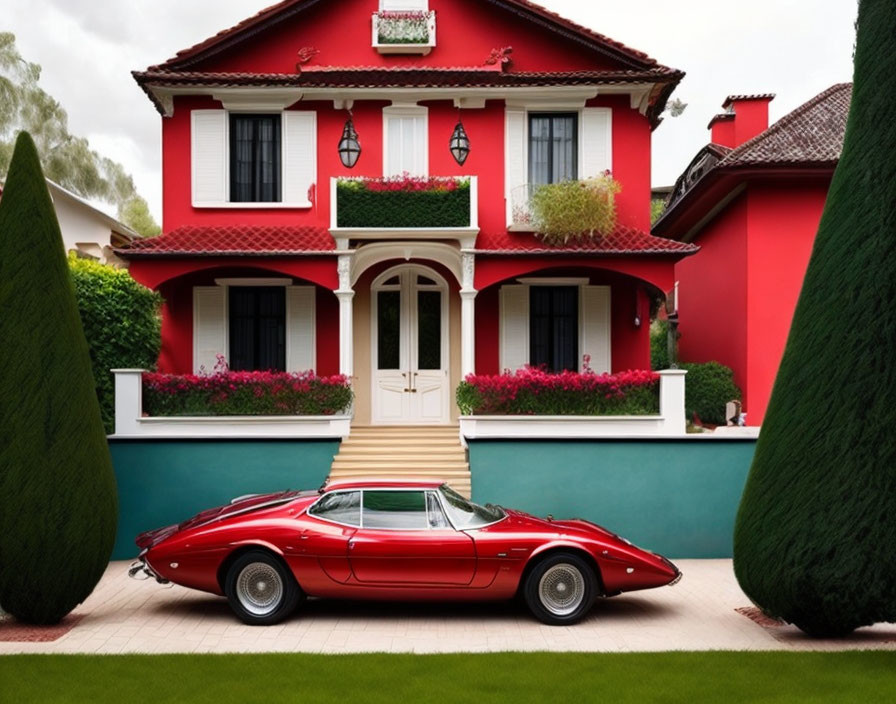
[372,266,451,425]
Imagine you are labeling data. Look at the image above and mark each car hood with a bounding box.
[135,490,305,550]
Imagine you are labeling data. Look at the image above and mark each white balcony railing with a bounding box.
[372,11,436,55]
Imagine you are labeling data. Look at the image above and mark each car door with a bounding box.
[301,490,360,583]
[348,489,476,586]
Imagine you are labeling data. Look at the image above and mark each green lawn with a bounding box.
[2,652,895,703]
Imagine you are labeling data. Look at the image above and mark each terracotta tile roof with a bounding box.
[154,0,668,72]
[134,66,681,90]
[474,225,699,256]
[116,225,335,258]
[718,83,851,169]
[723,93,776,107]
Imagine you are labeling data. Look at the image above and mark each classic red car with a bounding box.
[130,479,680,626]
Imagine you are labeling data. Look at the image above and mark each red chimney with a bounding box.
[709,94,775,148]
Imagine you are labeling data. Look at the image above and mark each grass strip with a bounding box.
[2,651,895,703]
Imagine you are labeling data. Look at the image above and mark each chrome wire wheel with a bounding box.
[236,562,284,616]
[537,563,586,617]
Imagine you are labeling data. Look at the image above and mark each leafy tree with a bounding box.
[0,32,159,237]
[651,198,667,224]
[733,0,896,637]
[0,133,118,624]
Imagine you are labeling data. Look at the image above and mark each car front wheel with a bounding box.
[523,552,597,625]
[224,550,302,625]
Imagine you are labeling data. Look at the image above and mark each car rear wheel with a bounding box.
[224,550,302,625]
[523,552,597,625]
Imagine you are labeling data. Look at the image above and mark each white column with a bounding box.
[112,369,145,436]
[460,252,477,378]
[659,369,688,435]
[337,254,355,378]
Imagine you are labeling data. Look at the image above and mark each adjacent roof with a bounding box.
[153,0,667,73]
[475,225,698,257]
[654,83,852,239]
[116,225,335,258]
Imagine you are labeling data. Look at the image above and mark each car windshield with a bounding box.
[439,484,505,529]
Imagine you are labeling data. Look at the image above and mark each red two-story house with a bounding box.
[120,0,695,427]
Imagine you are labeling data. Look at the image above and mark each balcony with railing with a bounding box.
[372,10,436,55]
[330,175,479,243]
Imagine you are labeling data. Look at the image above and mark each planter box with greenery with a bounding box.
[335,175,472,229]
[457,367,660,416]
[373,11,436,54]
[142,370,353,417]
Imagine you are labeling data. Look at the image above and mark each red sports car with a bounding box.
[130,479,681,626]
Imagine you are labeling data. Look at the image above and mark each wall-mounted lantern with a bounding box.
[449,119,471,166]
[338,112,361,169]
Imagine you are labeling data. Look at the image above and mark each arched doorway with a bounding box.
[371,264,451,425]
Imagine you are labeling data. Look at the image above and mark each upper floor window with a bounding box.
[529,113,578,187]
[230,114,282,203]
[383,106,428,177]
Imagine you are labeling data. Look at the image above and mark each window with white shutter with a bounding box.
[191,110,315,208]
[580,286,612,373]
[505,108,527,227]
[383,107,428,177]
[499,285,529,372]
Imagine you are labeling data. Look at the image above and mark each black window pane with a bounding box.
[309,491,360,526]
[530,286,578,373]
[229,287,286,372]
[417,291,441,370]
[378,291,401,370]
[363,491,428,530]
[230,115,282,203]
[529,114,577,186]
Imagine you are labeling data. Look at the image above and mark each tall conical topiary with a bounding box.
[0,132,118,624]
[733,0,896,637]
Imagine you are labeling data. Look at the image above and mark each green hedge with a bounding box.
[70,255,162,433]
[336,180,471,228]
[682,361,741,426]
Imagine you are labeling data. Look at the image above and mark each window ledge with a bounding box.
[192,201,313,210]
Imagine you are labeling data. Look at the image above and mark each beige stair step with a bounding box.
[341,436,461,445]
[336,451,466,460]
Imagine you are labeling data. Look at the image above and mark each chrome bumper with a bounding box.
[128,558,169,585]
[669,571,683,587]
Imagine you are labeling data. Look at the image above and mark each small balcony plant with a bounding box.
[376,10,433,45]
[528,172,622,245]
[336,174,471,228]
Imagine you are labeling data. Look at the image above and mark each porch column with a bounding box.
[461,252,477,378]
[336,254,355,378]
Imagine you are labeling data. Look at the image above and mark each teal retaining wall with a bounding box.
[469,439,756,559]
[109,440,339,560]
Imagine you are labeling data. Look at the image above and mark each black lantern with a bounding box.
[338,114,361,169]
[449,120,470,166]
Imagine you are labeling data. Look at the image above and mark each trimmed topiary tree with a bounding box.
[0,132,118,624]
[69,255,162,434]
[734,0,896,637]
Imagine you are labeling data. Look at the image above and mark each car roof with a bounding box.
[323,477,446,493]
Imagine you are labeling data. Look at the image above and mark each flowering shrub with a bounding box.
[456,366,660,416]
[530,172,622,245]
[337,175,471,228]
[143,367,353,417]
[376,10,432,45]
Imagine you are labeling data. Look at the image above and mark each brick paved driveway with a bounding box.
[1,560,894,655]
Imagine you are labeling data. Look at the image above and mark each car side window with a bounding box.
[362,491,428,530]
[426,491,451,529]
[309,491,361,526]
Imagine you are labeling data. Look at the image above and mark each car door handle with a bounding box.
[348,540,355,550]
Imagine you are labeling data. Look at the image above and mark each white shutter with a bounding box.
[581,108,613,179]
[193,287,227,374]
[580,286,611,374]
[283,111,316,206]
[505,108,527,226]
[191,110,228,206]
[499,285,529,373]
[286,286,316,373]
[384,109,428,177]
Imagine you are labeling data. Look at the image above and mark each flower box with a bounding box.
[373,11,436,54]
[335,175,472,229]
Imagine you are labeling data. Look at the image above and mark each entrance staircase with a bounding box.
[328,426,472,497]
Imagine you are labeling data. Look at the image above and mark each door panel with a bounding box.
[349,530,476,585]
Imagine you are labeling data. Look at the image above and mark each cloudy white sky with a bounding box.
[2,0,858,224]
